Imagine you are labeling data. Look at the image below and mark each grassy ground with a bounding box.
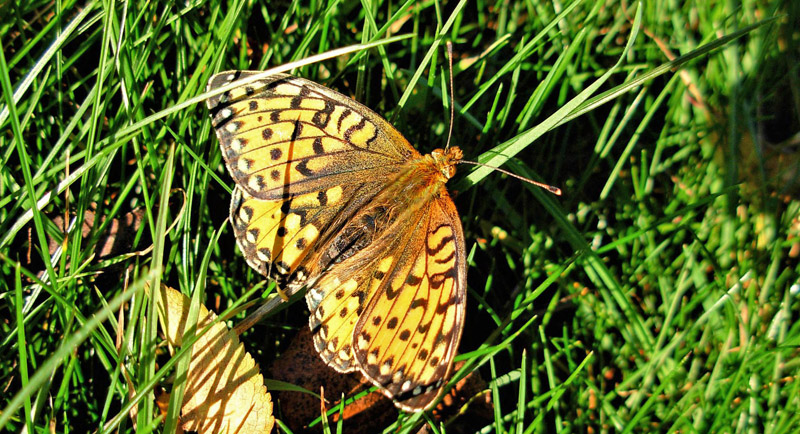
[2,0,799,432]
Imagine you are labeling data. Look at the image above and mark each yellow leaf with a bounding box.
[157,285,274,434]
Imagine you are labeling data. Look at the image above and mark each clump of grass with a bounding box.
[1,1,798,432]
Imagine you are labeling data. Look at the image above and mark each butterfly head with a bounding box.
[429,146,463,180]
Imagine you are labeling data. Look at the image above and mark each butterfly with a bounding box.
[206,71,466,411]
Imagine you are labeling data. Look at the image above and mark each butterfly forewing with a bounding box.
[208,72,416,200]
[208,71,467,412]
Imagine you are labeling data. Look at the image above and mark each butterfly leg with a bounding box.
[276,285,290,302]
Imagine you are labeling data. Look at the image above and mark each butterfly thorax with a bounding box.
[389,146,462,206]
[314,148,461,272]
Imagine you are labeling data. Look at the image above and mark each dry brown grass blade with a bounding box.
[157,285,275,434]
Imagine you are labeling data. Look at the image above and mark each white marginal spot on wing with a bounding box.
[238,207,251,223]
[247,177,262,192]
[380,361,392,377]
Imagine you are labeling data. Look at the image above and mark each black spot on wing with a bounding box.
[385,284,400,300]
[434,330,450,346]
[430,267,457,290]
[295,160,313,176]
[434,250,455,264]
[406,274,422,285]
[312,137,325,155]
[312,100,335,128]
[290,87,310,109]
[435,295,459,314]
[317,190,328,206]
[337,108,352,133]
[355,290,367,305]
[427,234,454,255]
[280,198,293,214]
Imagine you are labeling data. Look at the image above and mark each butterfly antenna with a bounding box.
[444,41,455,152]
[458,160,563,196]
[444,42,560,197]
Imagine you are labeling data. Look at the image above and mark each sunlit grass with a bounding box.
[1,0,798,432]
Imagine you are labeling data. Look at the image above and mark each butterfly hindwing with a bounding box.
[229,186,327,287]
